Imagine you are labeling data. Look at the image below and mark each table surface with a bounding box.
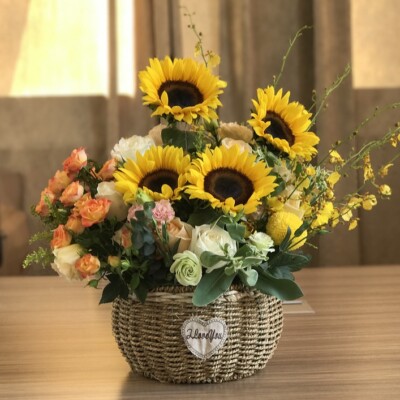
[1,265,400,400]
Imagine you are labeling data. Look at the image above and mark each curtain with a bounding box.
[1,0,399,273]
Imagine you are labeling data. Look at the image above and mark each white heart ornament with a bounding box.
[181,317,228,360]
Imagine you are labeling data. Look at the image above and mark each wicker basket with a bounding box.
[112,285,283,383]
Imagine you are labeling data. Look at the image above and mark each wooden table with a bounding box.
[1,265,400,399]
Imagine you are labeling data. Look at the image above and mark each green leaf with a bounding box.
[161,127,198,152]
[99,275,129,304]
[134,282,148,303]
[192,268,236,306]
[268,251,311,271]
[88,279,99,288]
[254,268,303,300]
[187,207,220,226]
[130,273,140,291]
[226,223,246,242]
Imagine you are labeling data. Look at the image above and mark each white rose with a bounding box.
[189,224,237,271]
[96,181,128,221]
[221,137,252,153]
[110,134,155,162]
[248,231,275,257]
[52,244,83,281]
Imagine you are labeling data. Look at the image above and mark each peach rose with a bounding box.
[167,218,193,253]
[47,170,72,196]
[97,159,117,181]
[59,181,84,206]
[65,215,85,234]
[51,224,72,249]
[113,225,132,248]
[79,198,111,227]
[35,188,56,217]
[72,193,91,213]
[63,147,87,177]
[75,254,101,278]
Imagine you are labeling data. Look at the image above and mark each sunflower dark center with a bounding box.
[139,169,178,193]
[264,111,295,146]
[204,168,254,205]
[158,80,203,108]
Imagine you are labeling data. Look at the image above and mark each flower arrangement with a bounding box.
[24,25,400,307]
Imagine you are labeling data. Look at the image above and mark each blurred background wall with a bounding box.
[0,0,399,275]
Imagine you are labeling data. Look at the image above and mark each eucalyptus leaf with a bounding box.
[238,268,258,287]
[200,251,228,269]
[192,268,236,306]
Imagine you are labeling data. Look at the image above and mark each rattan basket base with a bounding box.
[112,286,283,384]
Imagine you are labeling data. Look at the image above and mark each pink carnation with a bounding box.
[152,199,175,224]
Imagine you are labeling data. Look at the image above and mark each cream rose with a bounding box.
[170,250,202,286]
[189,224,237,271]
[167,218,193,253]
[218,122,253,142]
[52,244,83,280]
[221,138,252,153]
[96,181,128,221]
[147,124,166,146]
[110,134,155,162]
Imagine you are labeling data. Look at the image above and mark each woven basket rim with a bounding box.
[125,284,277,304]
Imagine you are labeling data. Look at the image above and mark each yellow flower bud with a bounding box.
[329,150,344,165]
[378,163,394,178]
[378,184,392,197]
[108,255,121,268]
[362,194,377,210]
[348,219,358,231]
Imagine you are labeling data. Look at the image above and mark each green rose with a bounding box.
[170,250,202,286]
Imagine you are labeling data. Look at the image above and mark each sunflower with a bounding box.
[185,145,277,214]
[248,86,319,161]
[114,146,190,203]
[138,57,227,124]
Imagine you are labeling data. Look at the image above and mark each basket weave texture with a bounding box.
[112,285,283,384]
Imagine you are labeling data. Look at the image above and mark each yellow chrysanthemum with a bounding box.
[114,146,190,203]
[248,86,320,161]
[185,145,277,215]
[266,211,307,250]
[138,57,227,124]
